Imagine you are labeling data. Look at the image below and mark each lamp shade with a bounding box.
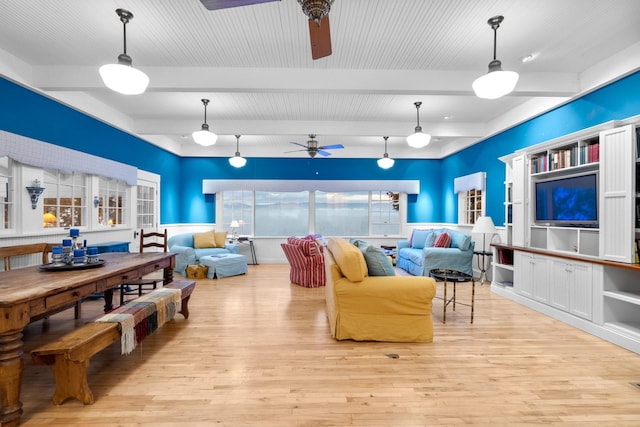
[229,155,247,168]
[230,220,240,228]
[406,131,431,148]
[377,156,394,169]
[99,63,149,95]
[471,216,497,234]
[192,127,218,146]
[472,69,519,100]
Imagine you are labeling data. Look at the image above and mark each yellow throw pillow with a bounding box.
[214,231,228,248]
[193,230,216,248]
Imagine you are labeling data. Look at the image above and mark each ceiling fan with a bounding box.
[199,0,334,59]
[287,134,344,157]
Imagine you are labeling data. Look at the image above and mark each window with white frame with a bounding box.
[43,169,87,228]
[222,190,254,237]
[371,191,401,236]
[221,189,402,237]
[0,156,12,230]
[455,172,486,225]
[136,183,155,229]
[97,177,127,226]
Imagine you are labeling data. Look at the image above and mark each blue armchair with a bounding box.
[168,232,239,276]
[396,228,475,277]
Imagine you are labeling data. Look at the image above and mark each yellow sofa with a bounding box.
[323,237,437,342]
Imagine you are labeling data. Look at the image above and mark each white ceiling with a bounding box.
[0,0,639,160]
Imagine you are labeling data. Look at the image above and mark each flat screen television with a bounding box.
[534,173,598,226]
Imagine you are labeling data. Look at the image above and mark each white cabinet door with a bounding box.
[550,260,571,312]
[514,251,533,297]
[569,261,593,320]
[599,125,634,262]
[532,255,549,304]
[511,155,526,247]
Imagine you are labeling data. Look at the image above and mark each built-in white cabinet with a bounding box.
[550,258,593,320]
[493,116,640,355]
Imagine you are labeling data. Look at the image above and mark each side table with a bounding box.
[380,245,397,265]
[474,250,492,284]
[429,268,476,324]
[233,237,258,265]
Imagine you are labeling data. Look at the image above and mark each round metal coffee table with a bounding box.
[429,268,476,324]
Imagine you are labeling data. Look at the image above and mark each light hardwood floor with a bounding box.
[19,264,640,426]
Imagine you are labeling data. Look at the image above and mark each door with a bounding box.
[133,170,160,250]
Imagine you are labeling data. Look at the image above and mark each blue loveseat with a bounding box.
[396,228,475,277]
[168,232,239,276]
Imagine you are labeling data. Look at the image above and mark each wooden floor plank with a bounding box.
[18,264,640,426]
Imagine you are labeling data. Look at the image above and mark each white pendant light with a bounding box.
[377,136,395,169]
[472,15,519,100]
[406,102,431,148]
[99,9,149,95]
[192,99,218,146]
[229,135,247,168]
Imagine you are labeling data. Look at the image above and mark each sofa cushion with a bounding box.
[349,239,395,276]
[434,231,451,248]
[288,237,320,256]
[327,237,367,282]
[194,230,217,248]
[214,231,228,248]
[410,229,432,249]
[448,229,472,250]
[362,245,396,276]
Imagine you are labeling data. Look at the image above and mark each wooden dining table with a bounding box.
[0,251,175,427]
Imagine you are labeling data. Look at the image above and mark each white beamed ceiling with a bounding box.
[0,0,639,159]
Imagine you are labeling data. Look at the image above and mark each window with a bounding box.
[43,169,87,228]
[371,191,401,236]
[96,177,127,226]
[254,191,308,236]
[222,190,254,236]
[315,191,368,236]
[221,189,402,237]
[463,189,484,225]
[0,156,12,230]
[136,183,155,229]
[455,172,486,225]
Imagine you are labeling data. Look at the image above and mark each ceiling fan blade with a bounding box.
[289,142,308,149]
[199,0,280,11]
[308,15,332,60]
[318,144,344,150]
[284,149,307,153]
[317,150,332,157]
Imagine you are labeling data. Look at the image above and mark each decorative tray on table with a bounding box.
[39,260,106,271]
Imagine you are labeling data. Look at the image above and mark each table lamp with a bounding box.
[472,216,497,251]
[230,220,240,241]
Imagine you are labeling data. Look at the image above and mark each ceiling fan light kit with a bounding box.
[377,136,395,169]
[472,15,519,100]
[406,102,431,148]
[193,99,218,146]
[99,9,149,95]
[229,135,247,168]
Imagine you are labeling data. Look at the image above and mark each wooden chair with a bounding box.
[120,229,168,306]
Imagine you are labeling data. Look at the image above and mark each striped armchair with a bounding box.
[281,236,326,287]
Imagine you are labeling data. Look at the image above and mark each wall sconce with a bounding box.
[94,196,100,208]
[25,179,45,209]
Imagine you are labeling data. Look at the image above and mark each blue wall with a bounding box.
[2,70,639,226]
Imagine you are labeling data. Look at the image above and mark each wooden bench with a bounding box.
[30,279,196,405]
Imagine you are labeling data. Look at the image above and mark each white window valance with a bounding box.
[202,179,420,194]
[454,172,486,193]
[0,130,138,185]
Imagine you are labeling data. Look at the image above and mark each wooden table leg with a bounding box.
[0,329,25,427]
[103,289,114,312]
[163,266,174,285]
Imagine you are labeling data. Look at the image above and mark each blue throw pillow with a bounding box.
[362,245,396,276]
[448,229,472,250]
[410,229,432,249]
